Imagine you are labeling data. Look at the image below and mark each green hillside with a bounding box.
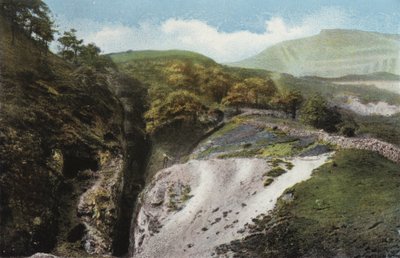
[109,49,216,64]
[325,72,400,81]
[231,29,400,77]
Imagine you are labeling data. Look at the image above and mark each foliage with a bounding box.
[165,60,199,92]
[271,89,304,119]
[222,82,251,111]
[266,167,287,177]
[244,77,277,106]
[223,77,277,110]
[200,68,233,103]
[263,178,274,187]
[300,94,342,132]
[57,29,83,63]
[145,90,207,133]
[0,0,55,47]
[57,29,115,70]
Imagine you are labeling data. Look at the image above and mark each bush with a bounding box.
[264,178,274,187]
[145,90,207,133]
[300,94,342,132]
[339,124,357,137]
[267,167,287,177]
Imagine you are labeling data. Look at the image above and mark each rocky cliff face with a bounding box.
[0,16,147,257]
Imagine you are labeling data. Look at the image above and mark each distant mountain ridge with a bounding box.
[231,29,400,77]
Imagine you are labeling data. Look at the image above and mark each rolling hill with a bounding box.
[109,49,216,64]
[231,29,400,77]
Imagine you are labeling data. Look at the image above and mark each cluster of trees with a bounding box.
[271,90,304,119]
[223,78,277,112]
[300,94,358,136]
[57,29,115,70]
[145,60,285,133]
[0,0,55,48]
[0,1,112,69]
[145,90,207,133]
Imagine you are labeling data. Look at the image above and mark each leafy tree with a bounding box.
[165,61,198,92]
[57,29,83,63]
[201,68,232,103]
[244,77,277,106]
[78,42,115,69]
[145,90,207,133]
[272,90,304,119]
[300,94,342,132]
[222,82,251,112]
[0,0,55,46]
[32,4,54,47]
[57,30,115,70]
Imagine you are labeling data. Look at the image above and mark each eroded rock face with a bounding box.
[77,155,124,254]
[0,16,147,256]
[130,155,331,257]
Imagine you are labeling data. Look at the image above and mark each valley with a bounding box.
[1,2,400,257]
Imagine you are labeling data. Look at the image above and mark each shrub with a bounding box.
[267,167,287,177]
[264,178,274,187]
[300,94,342,132]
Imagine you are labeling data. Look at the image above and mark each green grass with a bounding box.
[275,149,400,243]
[226,149,400,257]
[109,49,216,64]
[355,113,400,146]
[218,148,261,159]
[259,142,298,157]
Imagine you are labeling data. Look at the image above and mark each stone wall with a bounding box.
[248,120,400,164]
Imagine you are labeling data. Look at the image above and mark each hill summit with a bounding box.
[231,29,400,77]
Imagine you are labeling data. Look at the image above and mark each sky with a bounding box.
[44,0,400,62]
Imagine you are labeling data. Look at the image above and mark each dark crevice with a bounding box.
[109,76,150,257]
[62,153,99,178]
[67,224,86,243]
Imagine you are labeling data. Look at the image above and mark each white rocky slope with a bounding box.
[339,96,400,116]
[131,154,331,258]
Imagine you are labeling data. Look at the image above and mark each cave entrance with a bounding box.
[62,153,99,178]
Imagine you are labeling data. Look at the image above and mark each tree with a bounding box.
[300,94,342,132]
[57,29,83,63]
[222,82,251,112]
[30,2,55,50]
[272,90,304,119]
[201,68,232,103]
[244,77,277,106]
[0,0,55,47]
[145,90,207,133]
[165,61,198,92]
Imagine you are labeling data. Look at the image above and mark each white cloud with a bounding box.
[56,7,350,62]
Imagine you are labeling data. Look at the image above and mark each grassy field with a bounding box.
[355,113,400,145]
[109,49,216,64]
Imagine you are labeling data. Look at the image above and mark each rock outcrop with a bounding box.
[0,15,147,256]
